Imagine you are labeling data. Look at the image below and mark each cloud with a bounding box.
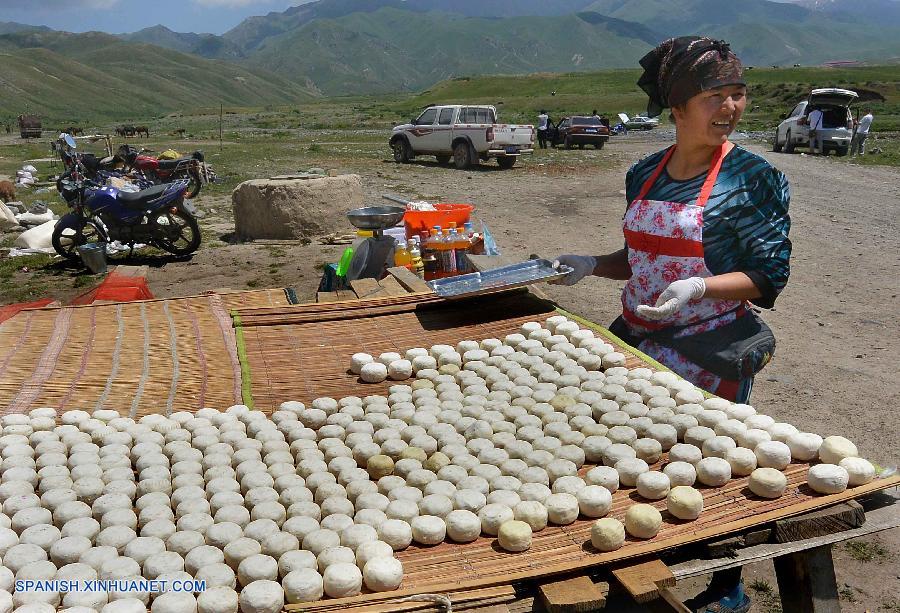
[2,0,119,9]
[190,0,267,6]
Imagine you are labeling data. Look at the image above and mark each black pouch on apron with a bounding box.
[609,311,776,381]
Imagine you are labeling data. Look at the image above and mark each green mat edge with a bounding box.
[231,311,254,409]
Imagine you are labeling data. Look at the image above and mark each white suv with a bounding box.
[390,105,534,169]
[773,88,857,156]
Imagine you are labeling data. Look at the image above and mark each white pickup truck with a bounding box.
[390,105,534,169]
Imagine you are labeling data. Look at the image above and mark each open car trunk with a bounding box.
[809,88,858,107]
[811,105,851,129]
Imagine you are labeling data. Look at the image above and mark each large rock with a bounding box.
[232,174,363,240]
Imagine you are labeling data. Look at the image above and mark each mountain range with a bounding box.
[2,0,899,119]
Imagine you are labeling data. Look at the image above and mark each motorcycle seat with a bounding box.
[157,158,192,170]
[117,184,170,208]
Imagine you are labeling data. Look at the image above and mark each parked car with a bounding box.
[552,116,610,149]
[390,105,534,169]
[773,88,858,156]
[623,115,659,130]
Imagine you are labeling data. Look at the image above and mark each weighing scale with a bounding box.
[345,205,406,281]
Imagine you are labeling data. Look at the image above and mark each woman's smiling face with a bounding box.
[673,84,748,147]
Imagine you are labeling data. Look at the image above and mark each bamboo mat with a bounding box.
[215,288,294,310]
[232,290,900,608]
[0,294,243,416]
[295,471,900,611]
[233,291,644,412]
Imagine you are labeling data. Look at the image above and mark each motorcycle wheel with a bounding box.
[51,214,103,260]
[152,209,201,256]
[186,169,202,199]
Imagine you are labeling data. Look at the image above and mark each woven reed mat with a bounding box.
[294,471,899,611]
[214,288,293,310]
[232,290,654,411]
[233,289,900,608]
[0,294,243,415]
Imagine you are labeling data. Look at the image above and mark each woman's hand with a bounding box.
[636,272,763,320]
[551,255,597,286]
[636,277,706,320]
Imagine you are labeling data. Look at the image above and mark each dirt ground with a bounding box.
[4,130,898,610]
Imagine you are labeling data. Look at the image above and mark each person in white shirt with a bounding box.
[851,108,874,155]
[807,108,824,154]
[537,110,550,149]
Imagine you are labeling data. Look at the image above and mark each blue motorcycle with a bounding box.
[52,145,201,262]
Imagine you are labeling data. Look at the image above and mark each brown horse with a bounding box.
[66,127,83,136]
[135,126,149,138]
[0,180,16,203]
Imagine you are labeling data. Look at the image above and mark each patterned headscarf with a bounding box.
[637,37,745,118]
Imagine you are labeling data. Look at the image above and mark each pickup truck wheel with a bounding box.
[436,155,451,165]
[564,137,573,150]
[773,129,783,152]
[392,139,412,163]
[784,130,795,154]
[453,142,472,169]
[497,156,516,170]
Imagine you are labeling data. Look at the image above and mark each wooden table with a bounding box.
[316,267,432,303]
[278,283,899,613]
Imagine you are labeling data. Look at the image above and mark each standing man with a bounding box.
[807,107,823,154]
[537,110,550,149]
[851,108,874,155]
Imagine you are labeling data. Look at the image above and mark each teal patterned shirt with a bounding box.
[625,144,792,308]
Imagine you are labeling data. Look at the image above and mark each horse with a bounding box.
[65,127,83,136]
[0,180,16,203]
[173,128,186,137]
[135,126,149,138]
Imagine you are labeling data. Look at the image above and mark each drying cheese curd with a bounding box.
[2,326,875,608]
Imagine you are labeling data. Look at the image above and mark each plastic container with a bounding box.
[404,203,474,239]
[77,243,107,274]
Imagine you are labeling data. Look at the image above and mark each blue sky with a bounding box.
[1,0,314,35]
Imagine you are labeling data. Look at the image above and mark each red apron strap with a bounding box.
[696,141,733,208]
[633,146,676,202]
[632,142,733,207]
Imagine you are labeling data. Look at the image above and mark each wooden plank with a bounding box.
[379,274,413,297]
[773,545,841,613]
[336,290,358,301]
[316,291,340,304]
[350,278,389,299]
[612,559,675,604]
[775,500,865,543]
[387,266,433,293]
[538,575,607,613]
[672,495,900,579]
[286,585,515,612]
[652,587,691,613]
[703,528,772,558]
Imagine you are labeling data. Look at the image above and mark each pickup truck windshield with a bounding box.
[572,117,601,125]
[458,107,496,124]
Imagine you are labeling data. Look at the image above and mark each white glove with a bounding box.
[551,255,597,286]
[635,277,706,321]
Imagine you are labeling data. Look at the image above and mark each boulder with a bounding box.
[232,174,364,240]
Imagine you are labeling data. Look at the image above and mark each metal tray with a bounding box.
[428,258,572,298]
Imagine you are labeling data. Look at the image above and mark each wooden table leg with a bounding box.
[773,544,841,613]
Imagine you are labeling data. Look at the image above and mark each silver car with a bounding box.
[773,88,858,156]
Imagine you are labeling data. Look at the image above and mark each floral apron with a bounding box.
[621,141,748,399]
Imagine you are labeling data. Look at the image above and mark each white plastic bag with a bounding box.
[0,202,17,230]
[15,210,54,226]
[14,219,55,249]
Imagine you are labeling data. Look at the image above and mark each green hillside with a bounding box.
[584,0,900,66]
[0,31,314,124]
[391,64,900,130]
[242,8,652,95]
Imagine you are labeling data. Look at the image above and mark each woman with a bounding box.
[555,37,791,612]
